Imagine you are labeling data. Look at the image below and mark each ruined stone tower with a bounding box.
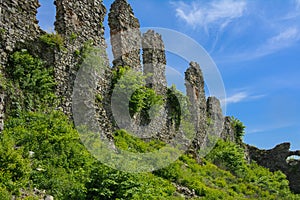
[108,0,141,70]
[185,62,207,150]
[142,30,167,95]
[54,0,108,115]
[206,96,224,138]
[54,0,106,47]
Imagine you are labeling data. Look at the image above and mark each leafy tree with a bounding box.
[231,116,245,145]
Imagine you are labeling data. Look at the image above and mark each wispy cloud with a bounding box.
[218,27,300,62]
[172,0,247,30]
[221,91,266,105]
[247,123,295,134]
[253,27,300,58]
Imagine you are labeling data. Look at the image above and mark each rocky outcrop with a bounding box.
[142,30,167,95]
[108,0,141,71]
[247,143,300,193]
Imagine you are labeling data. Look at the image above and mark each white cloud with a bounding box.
[172,0,247,30]
[219,27,300,62]
[221,92,248,105]
[255,27,300,57]
[268,27,300,46]
[221,91,266,105]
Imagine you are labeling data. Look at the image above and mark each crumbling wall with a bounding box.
[142,30,167,95]
[221,116,235,142]
[247,143,300,193]
[185,61,207,151]
[0,0,42,131]
[108,0,141,70]
[206,96,223,138]
[54,0,108,115]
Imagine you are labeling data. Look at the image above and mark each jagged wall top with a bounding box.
[142,30,167,95]
[0,0,41,53]
[185,62,207,151]
[55,0,106,47]
[108,0,141,70]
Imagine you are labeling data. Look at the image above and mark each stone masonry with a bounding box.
[142,30,167,95]
[221,116,235,142]
[206,96,224,139]
[54,0,108,115]
[1,0,300,194]
[108,0,141,71]
[247,143,300,193]
[185,62,207,151]
[0,0,42,131]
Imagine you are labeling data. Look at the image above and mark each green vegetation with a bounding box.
[5,50,56,116]
[1,51,300,199]
[166,84,191,129]
[112,66,163,118]
[39,33,64,50]
[231,116,246,145]
[70,32,78,41]
[113,129,166,153]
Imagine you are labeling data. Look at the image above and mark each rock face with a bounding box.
[142,30,167,95]
[108,0,141,70]
[247,143,300,193]
[185,62,207,151]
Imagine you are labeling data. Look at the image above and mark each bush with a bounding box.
[39,33,64,50]
[231,117,245,144]
[205,140,247,176]
[0,133,31,195]
[112,66,163,118]
[6,50,56,116]
[3,111,94,199]
[113,129,165,153]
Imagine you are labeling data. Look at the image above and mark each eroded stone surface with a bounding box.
[185,62,207,152]
[247,143,300,193]
[142,30,167,95]
[108,0,141,70]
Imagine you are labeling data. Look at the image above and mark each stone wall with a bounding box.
[206,96,224,139]
[55,0,106,47]
[185,62,207,151]
[54,0,107,115]
[0,0,42,131]
[221,116,235,142]
[108,0,141,71]
[247,143,300,193]
[142,30,167,95]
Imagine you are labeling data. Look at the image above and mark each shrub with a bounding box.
[231,117,245,145]
[111,66,163,118]
[39,33,64,50]
[6,50,56,115]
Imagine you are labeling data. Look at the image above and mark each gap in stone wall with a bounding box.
[37,0,56,32]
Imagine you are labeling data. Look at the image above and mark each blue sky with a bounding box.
[37,0,300,150]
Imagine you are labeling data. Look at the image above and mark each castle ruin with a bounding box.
[1,0,299,193]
